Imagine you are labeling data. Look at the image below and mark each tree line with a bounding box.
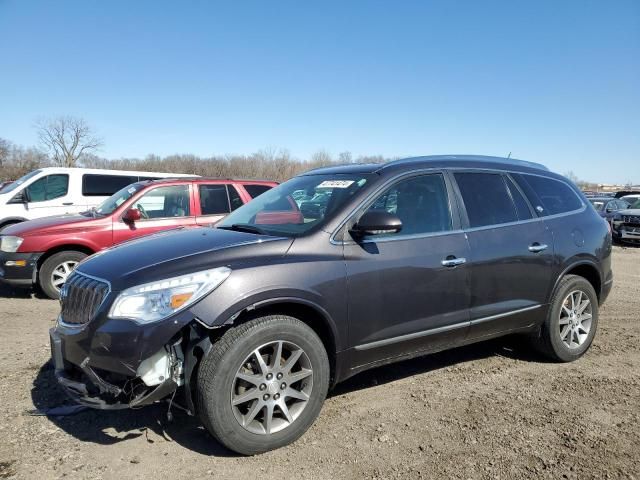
[0,116,387,183]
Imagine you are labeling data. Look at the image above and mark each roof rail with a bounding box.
[381,155,549,171]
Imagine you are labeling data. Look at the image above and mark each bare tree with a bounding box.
[36,116,103,167]
[0,138,10,168]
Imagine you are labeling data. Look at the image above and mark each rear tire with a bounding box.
[196,315,330,455]
[39,251,87,299]
[534,274,599,362]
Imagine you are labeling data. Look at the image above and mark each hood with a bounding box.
[2,214,99,236]
[615,208,640,216]
[77,227,293,291]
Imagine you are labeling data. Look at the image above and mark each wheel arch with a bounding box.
[231,298,338,384]
[37,244,97,271]
[553,260,603,303]
[0,217,27,230]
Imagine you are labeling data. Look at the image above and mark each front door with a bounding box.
[452,171,554,339]
[17,173,76,219]
[113,184,197,244]
[344,172,471,368]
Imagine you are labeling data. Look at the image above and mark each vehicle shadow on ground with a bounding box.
[31,337,542,457]
[0,282,50,299]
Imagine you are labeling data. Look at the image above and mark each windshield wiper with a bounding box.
[217,223,268,235]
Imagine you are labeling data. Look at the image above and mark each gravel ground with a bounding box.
[0,246,639,480]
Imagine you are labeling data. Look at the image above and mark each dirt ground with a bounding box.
[0,246,638,480]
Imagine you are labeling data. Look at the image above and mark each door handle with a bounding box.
[441,256,466,267]
[528,243,548,253]
[62,202,74,206]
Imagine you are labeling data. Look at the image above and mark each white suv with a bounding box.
[0,167,196,230]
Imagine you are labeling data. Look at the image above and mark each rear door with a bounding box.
[452,171,554,339]
[345,172,471,368]
[113,184,197,244]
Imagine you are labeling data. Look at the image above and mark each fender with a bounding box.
[190,288,344,351]
[39,238,101,255]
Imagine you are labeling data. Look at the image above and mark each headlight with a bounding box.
[0,236,24,253]
[108,267,231,323]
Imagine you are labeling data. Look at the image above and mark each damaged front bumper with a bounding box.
[50,328,184,410]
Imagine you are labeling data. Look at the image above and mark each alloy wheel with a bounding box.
[559,290,593,349]
[231,340,313,435]
[51,261,79,291]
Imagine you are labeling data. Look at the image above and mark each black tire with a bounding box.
[196,315,330,455]
[38,251,87,299]
[534,274,599,362]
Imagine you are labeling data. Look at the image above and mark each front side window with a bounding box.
[217,174,372,237]
[455,172,518,228]
[363,174,452,237]
[24,174,69,202]
[134,185,191,219]
[515,174,583,216]
[199,184,230,215]
[82,174,137,196]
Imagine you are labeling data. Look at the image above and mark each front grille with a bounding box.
[622,215,640,225]
[60,272,110,326]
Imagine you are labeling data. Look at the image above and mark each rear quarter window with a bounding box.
[514,174,583,216]
[244,184,273,198]
[82,174,138,196]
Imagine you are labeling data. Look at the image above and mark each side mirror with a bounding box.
[350,211,402,237]
[123,208,141,223]
[8,190,28,205]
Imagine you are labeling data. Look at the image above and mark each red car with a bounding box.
[0,178,277,298]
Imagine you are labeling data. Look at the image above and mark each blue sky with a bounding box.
[0,1,638,183]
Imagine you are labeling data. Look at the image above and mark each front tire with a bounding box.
[38,251,87,299]
[196,315,330,455]
[534,274,599,362]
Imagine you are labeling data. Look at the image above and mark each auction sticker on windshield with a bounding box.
[317,180,355,188]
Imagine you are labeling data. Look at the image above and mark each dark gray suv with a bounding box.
[49,155,613,454]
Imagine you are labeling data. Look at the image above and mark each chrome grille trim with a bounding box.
[59,271,111,328]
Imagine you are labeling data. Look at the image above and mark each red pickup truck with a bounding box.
[0,177,277,298]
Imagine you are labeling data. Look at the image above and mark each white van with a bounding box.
[0,167,196,230]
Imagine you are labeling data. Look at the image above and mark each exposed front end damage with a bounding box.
[50,329,187,410]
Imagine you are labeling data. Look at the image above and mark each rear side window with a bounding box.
[454,173,518,227]
[244,184,273,199]
[82,174,137,196]
[228,185,243,211]
[515,174,583,216]
[199,185,230,215]
[505,175,533,220]
[25,174,69,202]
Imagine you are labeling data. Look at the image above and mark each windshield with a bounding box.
[217,174,372,236]
[0,169,42,194]
[589,199,605,211]
[630,199,640,209]
[92,183,146,216]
